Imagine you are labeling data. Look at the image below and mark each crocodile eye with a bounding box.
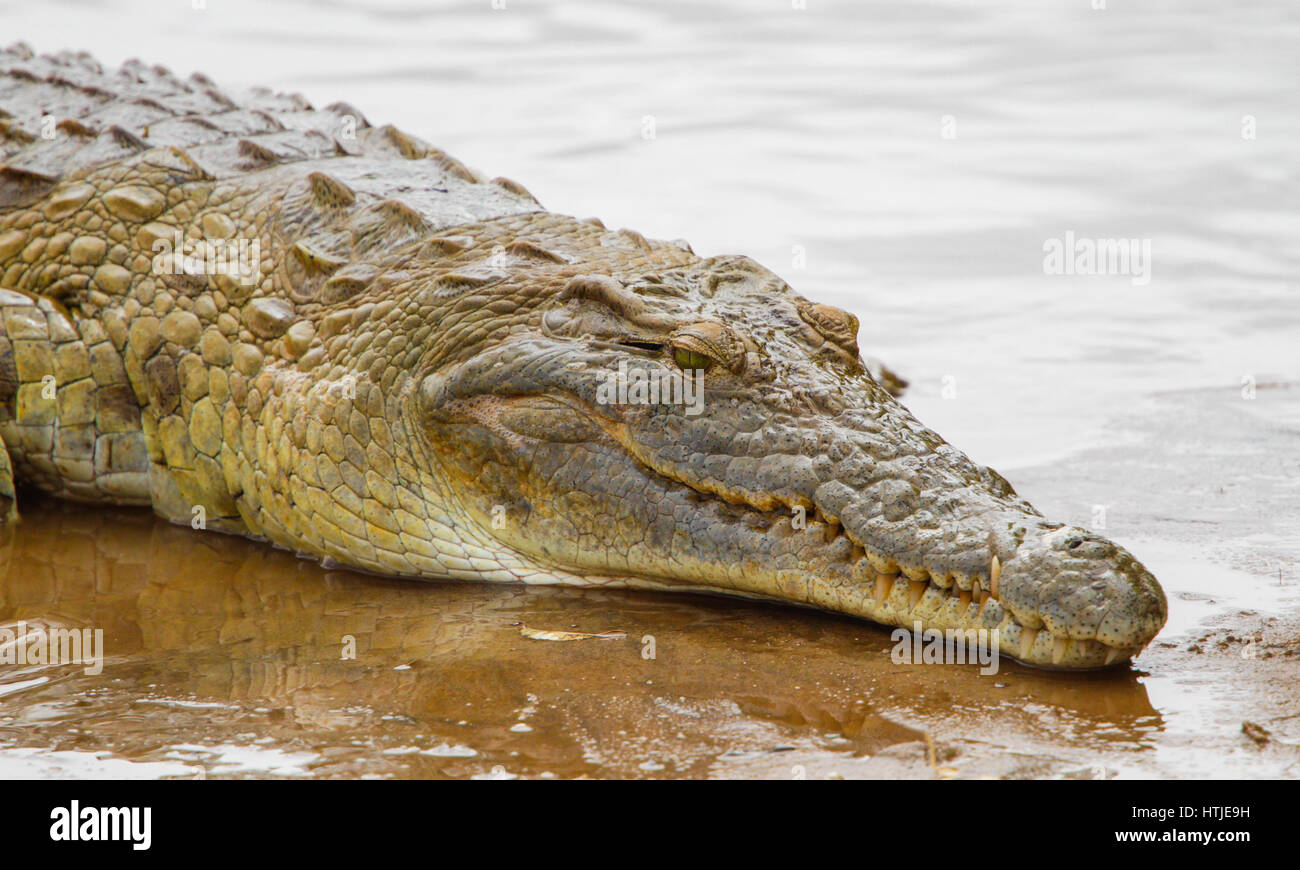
[673,347,713,371]
[669,321,743,373]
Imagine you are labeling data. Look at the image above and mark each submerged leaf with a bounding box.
[519,626,627,642]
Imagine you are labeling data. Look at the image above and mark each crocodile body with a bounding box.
[0,43,1166,670]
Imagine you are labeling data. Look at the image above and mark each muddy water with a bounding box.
[0,496,1159,779]
[3,440,1294,779]
[3,0,1298,777]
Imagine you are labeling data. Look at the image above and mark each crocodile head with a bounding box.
[414,247,1166,670]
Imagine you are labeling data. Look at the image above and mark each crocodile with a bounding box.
[0,43,1166,670]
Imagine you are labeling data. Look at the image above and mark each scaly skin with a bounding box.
[0,43,1166,669]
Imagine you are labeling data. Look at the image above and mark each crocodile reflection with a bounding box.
[0,499,1162,778]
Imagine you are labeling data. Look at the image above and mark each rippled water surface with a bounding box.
[2,0,1297,778]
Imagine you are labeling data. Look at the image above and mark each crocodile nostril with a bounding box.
[1068,538,1113,559]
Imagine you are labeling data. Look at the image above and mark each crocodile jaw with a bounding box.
[415,291,1167,671]
[419,392,1166,670]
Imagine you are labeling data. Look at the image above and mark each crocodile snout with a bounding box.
[996,526,1167,667]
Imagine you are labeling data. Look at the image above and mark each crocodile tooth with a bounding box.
[874,574,896,604]
[1019,627,1039,659]
[1052,635,1069,665]
[1104,646,1122,666]
[907,580,927,610]
[989,555,1001,599]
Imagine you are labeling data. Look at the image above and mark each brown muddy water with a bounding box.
[3,0,1299,777]
[0,496,1216,780]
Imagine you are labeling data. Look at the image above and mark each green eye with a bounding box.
[674,347,713,371]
